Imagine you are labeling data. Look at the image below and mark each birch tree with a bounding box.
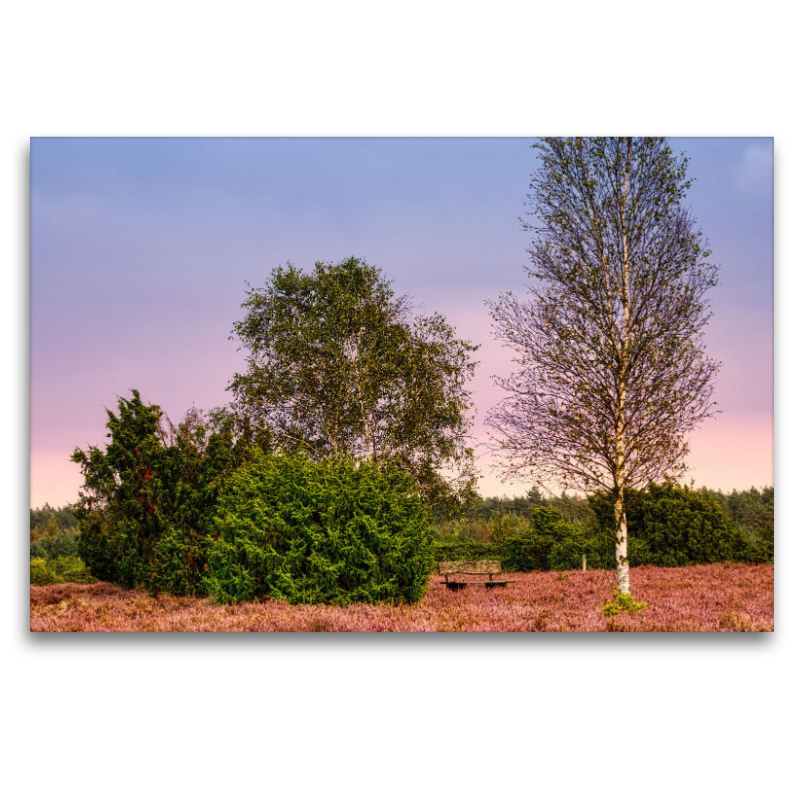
[487,138,720,594]
[229,257,478,516]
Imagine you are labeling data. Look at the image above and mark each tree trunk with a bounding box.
[613,488,630,595]
[350,330,377,461]
[613,137,633,597]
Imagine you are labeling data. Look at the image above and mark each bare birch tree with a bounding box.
[487,137,720,595]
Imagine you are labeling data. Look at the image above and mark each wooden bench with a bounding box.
[438,560,515,590]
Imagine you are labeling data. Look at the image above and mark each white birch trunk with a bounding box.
[614,138,633,596]
[614,491,630,595]
[351,329,377,461]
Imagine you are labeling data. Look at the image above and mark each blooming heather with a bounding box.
[30,563,773,632]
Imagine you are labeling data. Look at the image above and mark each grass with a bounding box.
[29,562,773,632]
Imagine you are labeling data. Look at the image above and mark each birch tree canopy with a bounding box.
[229,257,479,516]
[487,137,721,593]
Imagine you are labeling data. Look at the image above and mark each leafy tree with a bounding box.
[488,137,720,594]
[229,257,479,517]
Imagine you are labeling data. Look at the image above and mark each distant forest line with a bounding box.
[30,482,774,585]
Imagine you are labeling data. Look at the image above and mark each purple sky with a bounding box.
[30,137,773,507]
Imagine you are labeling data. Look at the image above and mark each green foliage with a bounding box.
[429,482,771,574]
[30,558,59,586]
[588,483,769,568]
[71,391,249,593]
[205,452,433,605]
[30,556,95,585]
[465,488,550,521]
[495,507,577,572]
[229,257,479,518]
[432,505,593,573]
[723,487,774,561]
[432,518,493,543]
[50,556,96,584]
[30,528,80,561]
[29,504,91,583]
[549,529,593,572]
[488,513,530,542]
[432,541,502,568]
[603,591,648,617]
[31,504,79,537]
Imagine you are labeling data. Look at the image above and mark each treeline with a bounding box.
[29,503,94,585]
[32,481,773,587]
[434,484,773,571]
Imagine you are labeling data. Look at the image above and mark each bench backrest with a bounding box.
[438,560,502,575]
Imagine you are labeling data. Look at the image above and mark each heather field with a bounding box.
[29,563,773,632]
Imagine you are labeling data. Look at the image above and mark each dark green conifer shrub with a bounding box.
[205,453,433,605]
[588,483,768,567]
[549,529,594,572]
[72,391,255,593]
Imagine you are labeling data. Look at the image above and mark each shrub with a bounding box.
[432,508,589,573]
[205,453,433,605]
[588,483,770,568]
[150,527,210,596]
[432,541,503,569]
[72,391,255,593]
[499,507,577,572]
[603,591,648,617]
[30,556,97,586]
[50,556,96,584]
[75,510,127,584]
[30,558,59,586]
[549,530,593,572]
[639,485,753,566]
[488,513,529,542]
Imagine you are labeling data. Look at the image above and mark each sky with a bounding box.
[29,136,773,508]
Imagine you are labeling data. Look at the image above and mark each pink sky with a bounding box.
[30,137,773,507]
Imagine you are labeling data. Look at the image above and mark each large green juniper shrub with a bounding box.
[72,391,258,594]
[205,453,433,605]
